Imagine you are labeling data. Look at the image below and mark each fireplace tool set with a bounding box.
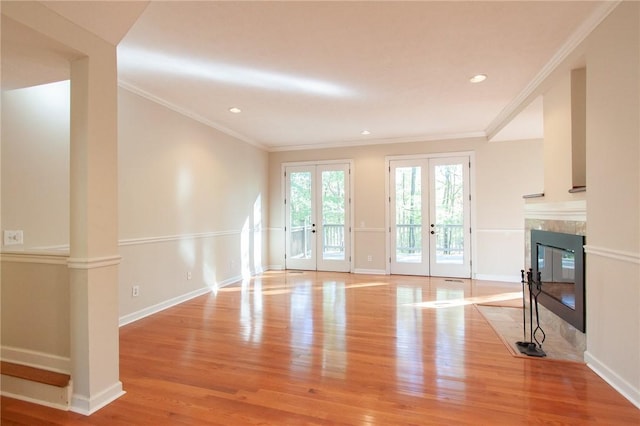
[516,269,546,357]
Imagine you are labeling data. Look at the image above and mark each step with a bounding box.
[1,361,70,387]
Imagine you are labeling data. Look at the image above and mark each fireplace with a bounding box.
[531,230,585,332]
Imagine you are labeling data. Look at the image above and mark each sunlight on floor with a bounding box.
[409,291,523,309]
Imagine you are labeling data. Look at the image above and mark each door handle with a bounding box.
[430,230,435,234]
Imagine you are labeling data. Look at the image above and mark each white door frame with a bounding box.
[282,159,354,273]
[385,152,476,277]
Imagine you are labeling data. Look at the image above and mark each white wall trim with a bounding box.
[267,264,285,271]
[119,80,265,150]
[354,227,386,233]
[584,351,640,409]
[70,381,125,416]
[269,132,486,152]
[584,245,640,264]
[353,268,387,275]
[28,244,70,252]
[385,151,475,162]
[2,384,69,411]
[30,229,257,250]
[119,275,241,327]
[119,230,242,247]
[1,346,70,374]
[119,287,211,327]
[474,274,521,283]
[1,378,71,412]
[67,255,122,270]
[0,252,68,265]
[475,229,524,234]
[485,0,621,140]
[524,200,587,221]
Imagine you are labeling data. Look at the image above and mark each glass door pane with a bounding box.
[395,166,422,263]
[286,167,316,270]
[433,163,464,265]
[390,160,428,275]
[429,157,470,278]
[317,164,350,272]
[321,170,345,261]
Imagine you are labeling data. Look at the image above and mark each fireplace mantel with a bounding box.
[524,200,586,222]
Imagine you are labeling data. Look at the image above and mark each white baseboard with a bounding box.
[1,375,71,411]
[119,287,212,327]
[1,346,70,374]
[474,274,521,283]
[70,381,125,416]
[119,276,244,327]
[584,351,640,409]
[353,268,387,275]
[267,264,284,271]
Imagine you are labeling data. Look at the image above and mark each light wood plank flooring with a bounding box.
[2,271,638,424]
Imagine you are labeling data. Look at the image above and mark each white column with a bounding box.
[68,53,123,415]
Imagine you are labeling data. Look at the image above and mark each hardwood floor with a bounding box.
[2,271,638,425]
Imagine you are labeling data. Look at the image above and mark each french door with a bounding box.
[389,156,471,278]
[285,163,351,272]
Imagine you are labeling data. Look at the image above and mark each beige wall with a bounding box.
[542,72,572,202]
[539,71,587,205]
[1,82,269,335]
[1,256,70,371]
[1,82,72,372]
[582,1,639,404]
[1,81,70,250]
[268,137,543,280]
[118,88,269,320]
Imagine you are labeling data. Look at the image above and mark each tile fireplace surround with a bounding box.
[524,199,587,355]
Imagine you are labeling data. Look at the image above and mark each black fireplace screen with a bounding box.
[531,230,585,332]
[537,245,576,309]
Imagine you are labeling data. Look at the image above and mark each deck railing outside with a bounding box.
[290,224,344,258]
[290,223,462,260]
[396,224,463,255]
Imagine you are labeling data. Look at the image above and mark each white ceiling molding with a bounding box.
[485,0,621,141]
[269,132,487,153]
[118,80,265,150]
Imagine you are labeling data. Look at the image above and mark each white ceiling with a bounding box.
[2,1,613,151]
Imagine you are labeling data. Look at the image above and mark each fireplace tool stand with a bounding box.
[516,269,546,357]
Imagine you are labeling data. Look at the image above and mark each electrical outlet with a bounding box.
[3,230,23,246]
[187,272,192,280]
[132,285,140,297]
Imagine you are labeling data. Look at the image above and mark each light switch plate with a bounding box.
[3,230,24,246]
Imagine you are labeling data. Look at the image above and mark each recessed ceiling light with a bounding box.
[229,107,242,114]
[361,130,371,136]
[470,74,487,83]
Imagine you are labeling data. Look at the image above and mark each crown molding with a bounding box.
[118,80,267,151]
[268,131,486,152]
[485,0,621,140]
